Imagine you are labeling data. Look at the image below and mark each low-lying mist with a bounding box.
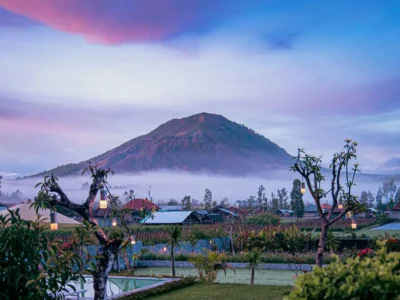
[1,170,385,205]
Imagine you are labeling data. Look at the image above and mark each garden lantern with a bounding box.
[131,235,136,245]
[300,182,306,195]
[99,189,108,209]
[112,218,117,227]
[163,246,167,252]
[50,211,58,231]
[338,203,343,209]
[351,219,357,229]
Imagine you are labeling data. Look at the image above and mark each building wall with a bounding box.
[389,211,400,219]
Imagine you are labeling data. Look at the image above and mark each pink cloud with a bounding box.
[0,0,220,44]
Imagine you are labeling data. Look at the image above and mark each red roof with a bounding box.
[392,202,400,211]
[228,206,248,215]
[321,203,332,209]
[123,198,160,211]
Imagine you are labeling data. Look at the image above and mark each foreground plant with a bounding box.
[166,225,182,277]
[285,242,400,300]
[291,139,365,266]
[245,248,263,285]
[189,251,235,282]
[33,164,151,300]
[0,209,85,300]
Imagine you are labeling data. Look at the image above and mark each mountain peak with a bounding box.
[30,113,292,177]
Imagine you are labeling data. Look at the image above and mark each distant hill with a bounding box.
[29,112,293,177]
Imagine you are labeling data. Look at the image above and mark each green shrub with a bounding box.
[285,242,400,300]
[246,213,280,226]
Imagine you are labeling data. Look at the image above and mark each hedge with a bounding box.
[116,276,197,300]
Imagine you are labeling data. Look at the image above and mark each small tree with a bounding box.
[204,189,212,210]
[245,248,263,285]
[34,165,150,300]
[278,188,289,209]
[367,191,375,208]
[376,187,385,211]
[290,179,304,221]
[360,191,368,206]
[270,192,279,211]
[291,139,364,267]
[166,225,182,277]
[181,195,191,210]
[396,188,400,204]
[257,185,265,208]
[382,179,397,205]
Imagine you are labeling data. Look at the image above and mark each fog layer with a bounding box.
[0,171,387,205]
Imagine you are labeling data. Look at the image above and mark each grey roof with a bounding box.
[194,210,209,215]
[304,204,317,212]
[144,211,193,224]
[217,207,238,217]
[276,209,294,213]
[159,206,183,211]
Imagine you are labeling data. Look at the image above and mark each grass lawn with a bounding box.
[148,283,292,300]
[135,267,294,286]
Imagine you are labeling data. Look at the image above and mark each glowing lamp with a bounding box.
[209,240,213,244]
[351,220,357,229]
[300,182,306,195]
[112,218,117,227]
[347,211,352,219]
[131,235,136,245]
[163,246,167,252]
[338,203,343,210]
[99,189,108,209]
[50,211,58,231]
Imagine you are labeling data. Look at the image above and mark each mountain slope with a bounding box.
[30,113,293,177]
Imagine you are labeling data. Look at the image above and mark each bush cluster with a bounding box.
[285,243,400,300]
[117,276,197,300]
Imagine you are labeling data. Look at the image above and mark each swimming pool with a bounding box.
[68,276,167,298]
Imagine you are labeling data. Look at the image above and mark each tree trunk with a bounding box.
[230,230,235,256]
[93,248,115,300]
[250,265,255,285]
[316,224,328,267]
[171,242,176,277]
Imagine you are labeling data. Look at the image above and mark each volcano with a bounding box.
[31,113,292,177]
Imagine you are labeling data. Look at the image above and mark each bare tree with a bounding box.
[291,139,364,267]
[34,164,148,300]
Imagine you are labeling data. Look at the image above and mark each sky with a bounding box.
[0,0,400,176]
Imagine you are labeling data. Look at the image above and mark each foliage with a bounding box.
[325,230,340,253]
[204,189,212,210]
[245,213,280,226]
[167,225,183,277]
[369,233,400,252]
[117,276,197,300]
[376,214,393,225]
[236,225,314,254]
[285,242,400,300]
[140,251,336,265]
[290,179,305,219]
[244,248,263,284]
[189,251,235,282]
[0,209,86,300]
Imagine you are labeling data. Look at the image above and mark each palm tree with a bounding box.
[166,225,182,277]
[245,248,263,285]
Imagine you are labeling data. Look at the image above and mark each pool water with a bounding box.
[69,276,165,298]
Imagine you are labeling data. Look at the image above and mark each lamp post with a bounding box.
[50,211,58,231]
[99,189,108,209]
[300,181,306,195]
